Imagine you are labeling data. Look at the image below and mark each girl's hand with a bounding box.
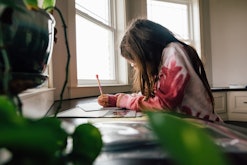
[97,94,109,107]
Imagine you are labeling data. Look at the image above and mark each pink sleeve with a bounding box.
[116,93,164,111]
[112,63,190,111]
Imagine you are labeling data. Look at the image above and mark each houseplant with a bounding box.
[0,0,56,95]
[0,0,102,164]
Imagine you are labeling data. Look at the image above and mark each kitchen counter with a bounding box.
[211,87,247,92]
[57,112,247,165]
[48,96,247,165]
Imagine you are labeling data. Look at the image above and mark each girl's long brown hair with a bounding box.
[120,18,214,109]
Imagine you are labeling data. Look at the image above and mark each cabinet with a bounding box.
[213,92,228,121]
[213,90,247,121]
[227,91,247,121]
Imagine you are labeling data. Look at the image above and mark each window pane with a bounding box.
[76,15,115,80]
[75,0,110,25]
[147,0,189,40]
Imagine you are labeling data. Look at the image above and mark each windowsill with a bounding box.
[68,84,132,99]
[75,83,131,88]
[18,88,55,119]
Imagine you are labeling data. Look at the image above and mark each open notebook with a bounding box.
[55,102,140,118]
[77,102,122,111]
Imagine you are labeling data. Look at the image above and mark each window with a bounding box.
[64,0,129,99]
[75,0,119,85]
[147,0,201,54]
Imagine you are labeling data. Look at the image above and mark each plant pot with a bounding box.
[0,2,55,94]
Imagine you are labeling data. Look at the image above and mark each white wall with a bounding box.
[209,0,247,87]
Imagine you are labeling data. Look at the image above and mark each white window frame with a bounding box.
[75,0,117,85]
[67,0,131,99]
[147,0,201,56]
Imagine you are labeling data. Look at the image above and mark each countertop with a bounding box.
[211,87,247,92]
[48,97,247,165]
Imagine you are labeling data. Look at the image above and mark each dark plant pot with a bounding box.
[0,3,55,94]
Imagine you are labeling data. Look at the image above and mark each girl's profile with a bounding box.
[98,18,222,122]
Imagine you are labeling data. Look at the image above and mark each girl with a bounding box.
[98,18,222,122]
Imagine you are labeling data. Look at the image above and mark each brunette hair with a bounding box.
[120,18,214,108]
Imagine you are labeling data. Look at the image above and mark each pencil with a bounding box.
[96,74,103,95]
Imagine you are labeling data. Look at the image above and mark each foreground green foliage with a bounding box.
[23,0,56,9]
[0,95,103,165]
[147,112,229,165]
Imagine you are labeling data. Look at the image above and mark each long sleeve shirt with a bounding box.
[107,42,222,122]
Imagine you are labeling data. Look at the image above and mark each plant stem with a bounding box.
[45,6,71,117]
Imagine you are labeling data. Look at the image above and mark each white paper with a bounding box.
[77,102,121,112]
[54,107,137,118]
[55,107,109,117]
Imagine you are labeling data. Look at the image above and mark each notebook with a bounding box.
[77,102,122,111]
[55,101,139,118]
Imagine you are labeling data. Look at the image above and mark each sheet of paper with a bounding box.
[77,102,121,112]
[54,107,137,118]
[55,107,109,117]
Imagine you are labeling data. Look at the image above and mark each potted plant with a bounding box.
[0,0,103,164]
[0,0,56,94]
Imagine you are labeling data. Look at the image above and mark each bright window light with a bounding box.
[147,0,190,41]
[75,0,116,83]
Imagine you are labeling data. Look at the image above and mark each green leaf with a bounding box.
[0,95,17,115]
[71,123,103,164]
[28,117,68,150]
[147,112,229,165]
[0,95,24,125]
[23,0,38,9]
[22,0,56,10]
[0,112,68,163]
[42,0,56,9]
[0,126,62,156]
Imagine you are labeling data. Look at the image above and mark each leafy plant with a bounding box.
[147,112,229,165]
[23,0,56,10]
[0,95,103,164]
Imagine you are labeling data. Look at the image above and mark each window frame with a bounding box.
[67,0,131,99]
[75,0,118,85]
[147,0,201,55]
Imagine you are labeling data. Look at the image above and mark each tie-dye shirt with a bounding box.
[107,42,222,122]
